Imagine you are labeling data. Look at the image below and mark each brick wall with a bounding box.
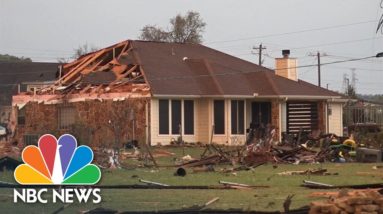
[317,101,326,132]
[271,100,280,140]
[15,98,149,148]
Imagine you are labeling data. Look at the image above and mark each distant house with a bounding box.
[11,40,345,147]
[0,62,58,136]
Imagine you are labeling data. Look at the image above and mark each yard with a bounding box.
[0,146,382,213]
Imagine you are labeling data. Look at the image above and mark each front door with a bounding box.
[251,102,271,127]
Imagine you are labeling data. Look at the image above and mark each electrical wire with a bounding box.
[205,20,378,45]
[377,0,383,33]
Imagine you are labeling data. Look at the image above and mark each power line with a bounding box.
[325,65,383,72]
[205,20,378,45]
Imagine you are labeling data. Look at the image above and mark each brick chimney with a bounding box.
[275,50,298,81]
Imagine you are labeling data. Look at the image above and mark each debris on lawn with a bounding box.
[82,207,118,214]
[277,168,338,176]
[283,194,295,213]
[302,180,334,188]
[174,167,187,176]
[309,188,383,214]
[303,181,383,189]
[309,189,382,198]
[192,165,215,173]
[218,181,269,189]
[152,149,175,158]
[139,179,170,187]
[372,165,383,170]
[200,197,220,210]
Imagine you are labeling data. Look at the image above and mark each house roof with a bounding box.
[34,40,342,99]
[0,62,58,105]
[132,40,341,98]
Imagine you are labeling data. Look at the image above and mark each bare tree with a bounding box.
[140,25,170,42]
[139,11,206,44]
[73,43,98,59]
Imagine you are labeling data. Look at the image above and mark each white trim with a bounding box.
[230,99,246,135]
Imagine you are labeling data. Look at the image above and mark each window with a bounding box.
[231,100,244,134]
[59,106,76,129]
[171,100,181,134]
[159,99,169,134]
[17,108,26,125]
[184,100,194,135]
[158,99,195,135]
[23,134,38,146]
[214,100,225,134]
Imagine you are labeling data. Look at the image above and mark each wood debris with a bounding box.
[309,189,383,214]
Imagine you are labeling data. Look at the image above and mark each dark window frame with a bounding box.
[184,100,194,135]
[171,100,182,135]
[159,99,169,135]
[214,100,225,135]
[231,100,245,135]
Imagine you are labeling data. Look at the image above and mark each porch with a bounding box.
[150,98,329,145]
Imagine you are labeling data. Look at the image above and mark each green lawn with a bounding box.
[0,146,382,213]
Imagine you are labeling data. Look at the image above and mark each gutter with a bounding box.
[152,94,342,100]
[152,94,255,99]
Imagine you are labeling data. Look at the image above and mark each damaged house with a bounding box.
[11,40,345,147]
[0,62,58,133]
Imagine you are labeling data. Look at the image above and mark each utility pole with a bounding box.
[309,52,327,87]
[252,44,267,66]
[317,52,321,87]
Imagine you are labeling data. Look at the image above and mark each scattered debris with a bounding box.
[200,197,220,210]
[181,155,195,162]
[82,207,118,214]
[139,179,170,187]
[152,149,175,158]
[174,167,187,176]
[302,180,334,188]
[192,165,215,173]
[283,194,295,213]
[309,189,382,198]
[373,165,383,170]
[277,168,338,176]
[309,189,383,214]
[218,181,269,189]
[303,181,383,189]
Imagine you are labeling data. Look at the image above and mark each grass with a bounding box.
[0,146,382,213]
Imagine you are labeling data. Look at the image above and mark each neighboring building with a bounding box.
[0,62,58,126]
[344,99,383,131]
[11,40,345,147]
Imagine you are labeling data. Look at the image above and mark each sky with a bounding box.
[0,0,382,94]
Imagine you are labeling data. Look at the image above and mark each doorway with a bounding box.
[251,102,271,127]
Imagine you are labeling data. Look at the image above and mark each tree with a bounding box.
[139,11,206,44]
[0,54,32,62]
[73,43,98,59]
[140,25,170,42]
[345,84,358,99]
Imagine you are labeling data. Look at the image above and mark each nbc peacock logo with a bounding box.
[14,134,101,185]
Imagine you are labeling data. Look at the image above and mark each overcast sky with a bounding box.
[1,0,382,94]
